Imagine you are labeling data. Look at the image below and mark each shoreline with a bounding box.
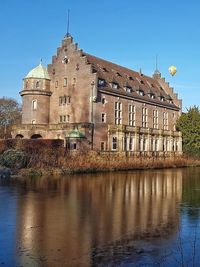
[15,158,200,177]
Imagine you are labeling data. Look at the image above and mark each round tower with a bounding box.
[20,62,52,124]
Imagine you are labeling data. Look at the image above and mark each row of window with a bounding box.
[98,79,173,104]
[101,137,179,151]
[100,102,170,130]
[55,78,76,88]
[31,96,71,111]
[59,115,70,123]
[59,96,71,105]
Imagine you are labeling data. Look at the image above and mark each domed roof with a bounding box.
[25,62,50,80]
[66,129,85,139]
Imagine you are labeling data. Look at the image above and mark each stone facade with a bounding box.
[12,35,182,155]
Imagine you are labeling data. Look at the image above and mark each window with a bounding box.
[148,93,155,99]
[153,110,158,129]
[55,81,58,88]
[112,137,117,150]
[98,79,105,87]
[63,78,67,86]
[116,72,122,77]
[139,90,144,96]
[72,143,77,150]
[101,113,106,123]
[128,105,135,126]
[36,81,40,89]
[59,96,71,106]
[163,112,168,130]
[112,82,118,89]
[102,97,106,104]
[125,87,132,93]
[72,78,76,86]
[129,137,133,151]
[142,107,148,128]
[115,102,122,125]
[101,142,105,151]
[32,100,37,110]
[32,120,36,124]
[59,115,69,123]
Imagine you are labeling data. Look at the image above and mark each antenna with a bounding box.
[67,9,70,37]
[155,54,158,70]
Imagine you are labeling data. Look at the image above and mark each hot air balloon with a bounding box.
[168,66,177,76]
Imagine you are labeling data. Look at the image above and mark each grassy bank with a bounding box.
[18,152,200,177]
[0,147,200,177]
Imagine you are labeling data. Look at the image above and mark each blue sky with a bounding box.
[0,0,199,110]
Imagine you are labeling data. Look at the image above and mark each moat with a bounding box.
[0,167,200,267]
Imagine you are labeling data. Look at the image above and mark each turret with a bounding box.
[20,62,52,124]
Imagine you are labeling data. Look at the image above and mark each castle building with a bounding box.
[12,35,182,155]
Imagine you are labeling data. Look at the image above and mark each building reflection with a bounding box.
[16,169,183,267]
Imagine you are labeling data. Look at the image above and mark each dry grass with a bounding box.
[25,150,200,174]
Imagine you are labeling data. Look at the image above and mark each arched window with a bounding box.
[32,100,37,110]
[32,120,36,124]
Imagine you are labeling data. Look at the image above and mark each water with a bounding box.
[0,168,200,267]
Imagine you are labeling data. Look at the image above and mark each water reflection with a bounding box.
[10,169,183,266]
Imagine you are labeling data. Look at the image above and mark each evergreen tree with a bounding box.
[176,106,200,157]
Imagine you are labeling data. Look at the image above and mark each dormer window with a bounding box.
[116,72,122,77]
[102,67,108,72]
[140,80,144,85]
[160,96,165,102]
[125,87,132,93]
[139,91,144,96]
[112,82,119,89]
[169,99,173,104]
[128,76,134,81]
[137,89,144,96]
[98,79,105,87]
[148,93,155,99]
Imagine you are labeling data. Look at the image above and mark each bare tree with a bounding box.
[0,97,21,139]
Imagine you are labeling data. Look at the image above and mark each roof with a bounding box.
[66,129,85,139]
[25,63,50,80]
[84,53,179,109]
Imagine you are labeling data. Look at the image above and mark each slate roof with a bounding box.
[84,53,179,110]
